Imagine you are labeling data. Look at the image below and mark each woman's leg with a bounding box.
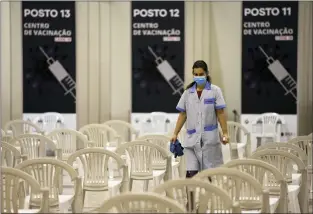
[184,148,200,211]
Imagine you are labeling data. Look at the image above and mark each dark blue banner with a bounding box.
[22,1,76,113]
[241,1,298,114]
[132,1,185,113]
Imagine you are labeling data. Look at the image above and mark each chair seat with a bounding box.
[18,209,40,213]
[25,194,74,213]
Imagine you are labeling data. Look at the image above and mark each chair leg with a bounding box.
[82,189,86,208]
[143,180,149,192]
[129,178,134,191]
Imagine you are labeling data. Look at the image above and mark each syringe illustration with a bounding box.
[148,46,184,96]
[39,46,76,102]
[258,46,297,102]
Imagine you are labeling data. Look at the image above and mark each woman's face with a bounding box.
[193,68,206,77]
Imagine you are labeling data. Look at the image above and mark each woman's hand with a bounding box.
[170,134,178,143]
[221,134,229,145]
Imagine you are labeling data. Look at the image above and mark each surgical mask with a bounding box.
[194,76,206,85]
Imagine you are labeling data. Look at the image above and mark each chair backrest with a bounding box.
[15,158,80,207]
[91,192,187,213]
[225,121,249,143]
[153,178,241,213]
[33,112,65,133]
[137,134,171,170]
[150,112,171,133]
[47,128,90,157]
[255,142,308,166]
[116,140,171,180]
[194,167,270,213]
[288,135,312,167]
[250,149,308,213]
[9,134,58,159]
[1,166,49,213]
[79,124,120,148]
[1,142,24,167]
[223,158,288,213]
[225,121,252,157]
[104,120,139,142]
[260,113,280,135]
[4,120,43,137]
[67,148,129,193]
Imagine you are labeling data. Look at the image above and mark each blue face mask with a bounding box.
[194,76,206,85]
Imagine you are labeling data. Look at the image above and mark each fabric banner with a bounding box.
[22,1,76,113]
[241,1,298,114]
[132,1,185,113]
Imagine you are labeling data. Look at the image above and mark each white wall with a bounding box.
[0,1,23,127]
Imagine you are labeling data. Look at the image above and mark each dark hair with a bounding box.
[185,60,211,90]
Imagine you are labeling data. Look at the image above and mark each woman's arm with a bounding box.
[173,112,187,135]
[216,109,228,135]
[216,109,229,144]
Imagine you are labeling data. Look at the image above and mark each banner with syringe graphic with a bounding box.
[241,1,298,115]
[131,1,185,113]
[22,1,76,114]
[241,1,299,143]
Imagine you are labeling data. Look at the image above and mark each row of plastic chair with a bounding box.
[2,142,309,213]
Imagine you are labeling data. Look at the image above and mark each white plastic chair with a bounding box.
[255,142,308,184]
[150,112,172,133]
[116,140,172,192]
[251,149,308,213]
[90,192,187,213]
[153,178,242,213]
[47,128,94,161]
[9,134,63,194]
[15,158,83,213]
[1,167,50,213]
[223,159,287,213]
[288,136,312,170]
[67,148,129,207]
[194,167,271,213]
[1,142,27,167]
[9,134,62,160]
[137,134,182,179]
[221,121,252,160]
[259,113,281,143]
[4,120,44,137]
[288,136,312,208]
[104,120,139,143]
[79,124,120,148]
[33,112,65,133]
